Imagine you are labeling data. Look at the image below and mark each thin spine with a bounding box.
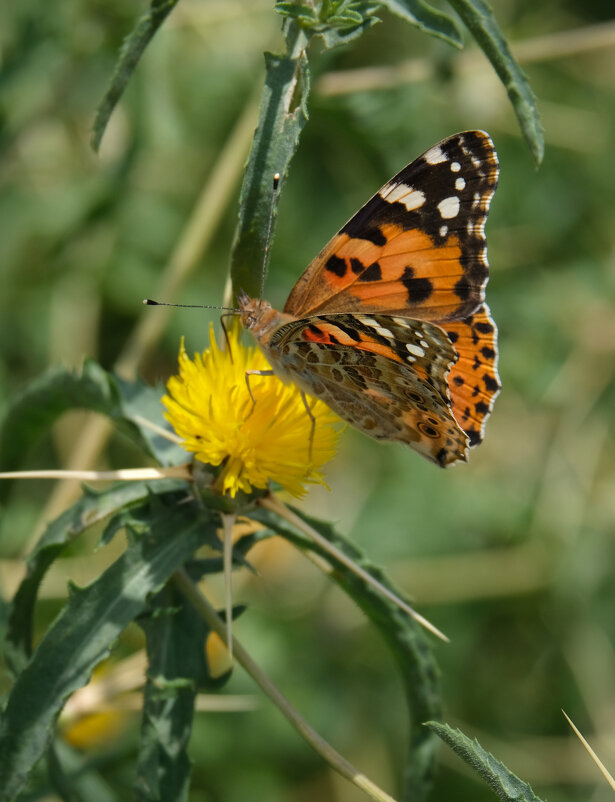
[259,173,281,301]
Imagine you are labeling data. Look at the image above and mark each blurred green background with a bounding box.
[1,1,615,800]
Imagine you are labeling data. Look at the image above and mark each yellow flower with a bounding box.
[162,325,341,498]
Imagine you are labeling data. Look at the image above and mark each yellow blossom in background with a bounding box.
[162,326,341,498]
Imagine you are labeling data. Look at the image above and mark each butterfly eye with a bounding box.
[240,310,256,329]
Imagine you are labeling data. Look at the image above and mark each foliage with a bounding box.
[427,723,544,802]
[91,0,180,153]
[0,487,215,801]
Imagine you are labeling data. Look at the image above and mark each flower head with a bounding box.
[162,325,341,498]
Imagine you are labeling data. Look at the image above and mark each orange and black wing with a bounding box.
[444,304,501,447]
[284,130,498,325]
[268,312,469,466]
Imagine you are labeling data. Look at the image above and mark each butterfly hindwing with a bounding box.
[444,303,501,447]
[266,313,470,466]
[284,131,498,324]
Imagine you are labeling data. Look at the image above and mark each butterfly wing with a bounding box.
[443,303,501,447]
[284,130,498,325]
[265,313,469,466]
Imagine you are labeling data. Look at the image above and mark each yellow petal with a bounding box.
[163,327,341,498]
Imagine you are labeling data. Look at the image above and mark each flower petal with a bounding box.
[163,327,341,497]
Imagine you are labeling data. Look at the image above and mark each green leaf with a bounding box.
[0,361,185,495]
[316,14,380,48]
[5,480,186,676]
[229,23,311,299]
[91,0,180,152]
[134,582,211,802]
[275,2,317,25]
[0,493,217,802]
[277,1,382,47]
[113,372,186,466]
[427,722,545,802]
[447,0,544,165]
[329,9,365,25]
[255,507,441,802]
[380,0,464,47]
[0,361,115,477]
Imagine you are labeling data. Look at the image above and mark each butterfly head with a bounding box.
[238,292,275,336]
[238,291,296,349]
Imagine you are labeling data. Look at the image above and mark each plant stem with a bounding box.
[261,494,448,642]
[173,568,400,802]
[0,466,191,482]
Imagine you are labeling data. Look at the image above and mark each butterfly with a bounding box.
[239,131,500,467]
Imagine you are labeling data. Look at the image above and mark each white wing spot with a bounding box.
[455,177,466,191]
[392,317,409,326]
[361,317,378,326]
[420,340,430,349]
[437,196,460,219]
[406,343,425,358]
[374,325,394,339]
[381,183,425,211]
[439,225,448,238]
[450,161,461,172]
[423,145,447,165]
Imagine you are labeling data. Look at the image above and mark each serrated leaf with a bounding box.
[134,582,210,802]
[254,506,441,802]
[447,0,544,165]
[0,361,185,499]
[380,0,464,48]
[229,34,311,299]
[276,0,378,30]
[275,2,316,24]
[5,480,186,676]
[233,4,406,298]
[317,15,380,47]
[91,0,180,152]
[427,722,545,802]
[0,361,116,481]
[0,495,217,802]
[329,9,364,25]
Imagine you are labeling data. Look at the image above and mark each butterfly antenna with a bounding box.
[143,300,240,313]
[259,173,280,301]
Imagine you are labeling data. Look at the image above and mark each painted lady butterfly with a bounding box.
[240,131,500,466]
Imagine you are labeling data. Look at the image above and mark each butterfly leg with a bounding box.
[299,391,316,462]
[244,369,275,417]
[245,371,315,459]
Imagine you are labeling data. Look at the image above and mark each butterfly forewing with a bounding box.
[284,130,498,324]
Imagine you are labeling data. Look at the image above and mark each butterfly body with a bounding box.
[240,131,501,466]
